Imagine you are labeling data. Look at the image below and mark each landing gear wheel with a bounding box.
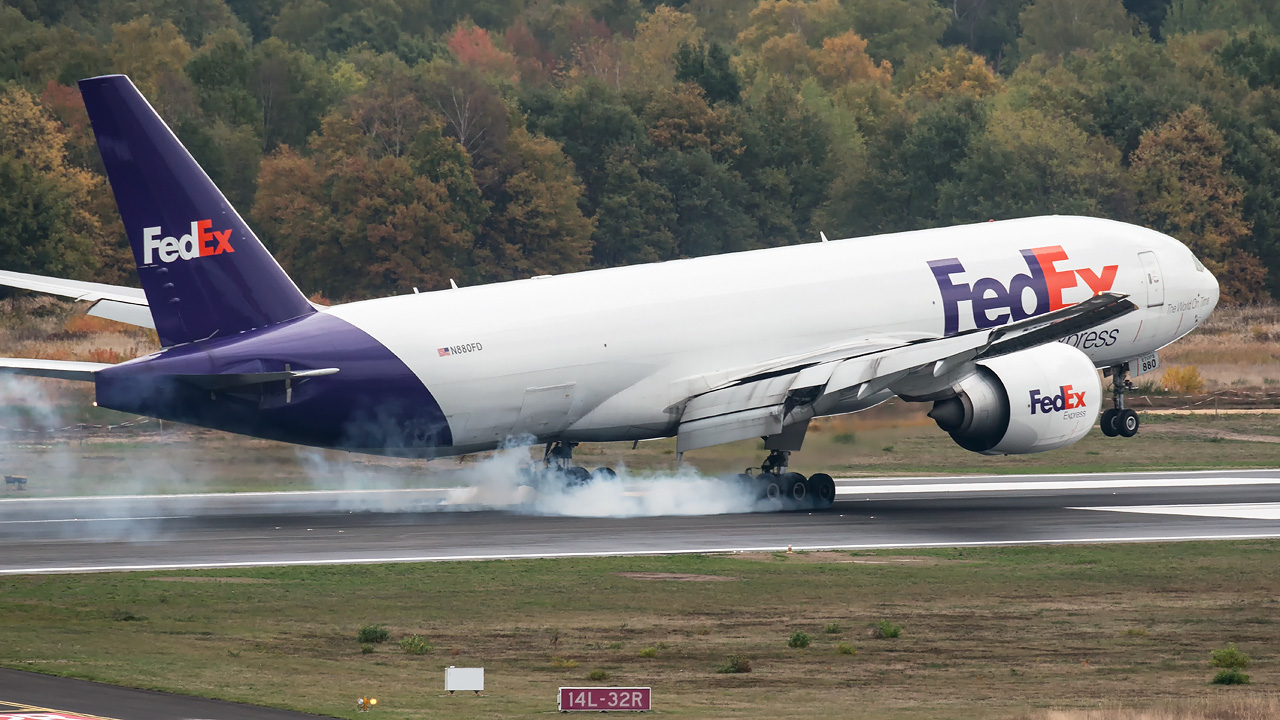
[1117,409,1139,437]
[564,466,591,486]
[1100,408,1119,437]
[782,472,808,504]
[1106,363,1139,438]
[755,473,782,501]
[807,473,835,509]
[591,467,617,481]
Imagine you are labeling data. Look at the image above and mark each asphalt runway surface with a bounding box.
[3,469,1280,574]
[0,668,326,720]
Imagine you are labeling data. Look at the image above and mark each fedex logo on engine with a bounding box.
[1029,385,1086,415]
[142,220,234,264]
[928,246,1117,336]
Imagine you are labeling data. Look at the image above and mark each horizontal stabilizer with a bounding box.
[87,299,156,328]
[0,269,147,304]
[0,358,112,382]
[175,368,339,391]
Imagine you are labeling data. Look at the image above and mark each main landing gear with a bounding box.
[736,449,836,511]
[529,441,616,488]
[1100,365,1140,438]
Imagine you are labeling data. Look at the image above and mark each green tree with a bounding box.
[676,42,744,104]
[0,87,111,279]
[186,29,260,127]
[253,114,484,299]
[1131,105,1267,302]
[250,37,336,151]
[1017,0,1135,59]
[937,105,1128,222]
[478,126,594,278]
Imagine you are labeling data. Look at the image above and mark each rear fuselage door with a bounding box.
[1138,251,1164,307]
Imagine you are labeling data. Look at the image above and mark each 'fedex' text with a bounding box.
[142,220,234,264]
[1029,385,1086,415]
[929,246,1118,336]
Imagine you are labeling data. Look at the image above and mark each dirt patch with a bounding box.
[1139,423,1280,443]
[614,572,737,582]
[149,576,274,584]
[728,551,949,564]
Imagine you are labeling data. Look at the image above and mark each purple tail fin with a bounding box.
[79,75,314,347]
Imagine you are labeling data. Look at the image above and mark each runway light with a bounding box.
[91,402,97,407]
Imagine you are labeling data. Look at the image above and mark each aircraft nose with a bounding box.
[1201,257,1220,315]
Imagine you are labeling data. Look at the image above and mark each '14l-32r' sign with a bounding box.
[558,687,651,712]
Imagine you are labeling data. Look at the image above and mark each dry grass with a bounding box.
[1162,303,1280,389]
[3,543,1280,719]
[1027,695,1280,719]
[0,296,157,365]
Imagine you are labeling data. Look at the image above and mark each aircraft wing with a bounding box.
[0,270,154,328]
[674,292,1137,452]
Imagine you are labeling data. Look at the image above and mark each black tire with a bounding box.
[755,473,782,502]
[1117,408,1139,437]
[807,473,836,509]
[783,472,808,505]
[1100,408,1119,437]
[564,466,591,486]
[591,466,617,481]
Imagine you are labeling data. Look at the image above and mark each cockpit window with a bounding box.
[1192,254,1205,272]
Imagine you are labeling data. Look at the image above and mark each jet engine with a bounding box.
[928,343,1101,455]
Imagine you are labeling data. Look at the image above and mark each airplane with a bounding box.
[0,75,1220,510]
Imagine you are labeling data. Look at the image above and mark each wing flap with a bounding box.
[673,292,1139,449]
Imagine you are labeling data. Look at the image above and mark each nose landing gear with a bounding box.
[739,449,835,510]
[1100,365,1140,438]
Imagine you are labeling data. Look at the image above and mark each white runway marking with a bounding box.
[1,470,1279,507]
[0,516,186,525]
[1074,503,1280,520]
[6,532,1280,575]
[836,476,1280,495]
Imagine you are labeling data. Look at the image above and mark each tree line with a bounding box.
[2,0,1280,303]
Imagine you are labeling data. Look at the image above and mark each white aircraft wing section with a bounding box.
[0,358,112,382]
[0,270,154,328]
[675,292,1137,453]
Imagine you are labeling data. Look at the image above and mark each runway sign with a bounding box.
[558,687,651,712]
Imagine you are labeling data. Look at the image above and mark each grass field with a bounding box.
[2,543,1278,719]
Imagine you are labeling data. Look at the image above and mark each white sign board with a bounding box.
[446,666,484,693]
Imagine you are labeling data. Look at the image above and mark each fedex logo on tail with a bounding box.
[142,220,234,264]
[929,246,1117,336]
[1029,385,1086,415]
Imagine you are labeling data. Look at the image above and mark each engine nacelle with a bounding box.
[928,343,1101,455]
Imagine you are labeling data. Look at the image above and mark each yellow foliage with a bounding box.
[108,16,193,100]
[912,49,1000,99]
[622,6,704,89]
[1161,365,1205,394]
[816,31,892,89]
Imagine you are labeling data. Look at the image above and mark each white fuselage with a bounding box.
[325,216,1220,455]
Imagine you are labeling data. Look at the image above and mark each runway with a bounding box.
[3,469,1280,574]
[0,668,325,720]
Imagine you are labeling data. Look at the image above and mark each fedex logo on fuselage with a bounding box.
[928,246,1118,336]
[1029,385,1086,415]
[142,220,234,264]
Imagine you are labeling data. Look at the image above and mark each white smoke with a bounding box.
[292,437,772,517]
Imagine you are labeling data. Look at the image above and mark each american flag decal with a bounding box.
[437,347,451,357]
